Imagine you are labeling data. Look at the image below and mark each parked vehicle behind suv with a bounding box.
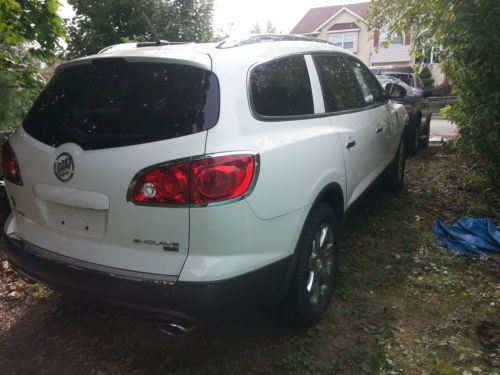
[370,66,432,155]
[2,35,408,332]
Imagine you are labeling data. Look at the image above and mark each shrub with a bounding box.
[418,66,434,88]
[369,0,500,184]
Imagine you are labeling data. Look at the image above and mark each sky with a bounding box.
[58,0,369,36]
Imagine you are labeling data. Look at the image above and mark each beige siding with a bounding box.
[316,10,372,66]
[428,64,446,86]
[314,9,414,68]
[371,45,412,65]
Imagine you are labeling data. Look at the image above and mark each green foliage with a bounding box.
[0,51,45,129]
[369,0,500,182]
[66,0,214,58]
[418,65,435,88]
[0,0,65,130]
[0,0,64,54]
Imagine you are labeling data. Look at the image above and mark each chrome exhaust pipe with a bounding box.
[158,321,197,336]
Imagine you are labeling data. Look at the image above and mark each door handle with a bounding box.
[376,127,384,134]
[346,139,356,149]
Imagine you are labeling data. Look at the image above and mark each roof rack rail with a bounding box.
[97,41,192,54]
[216,34,330,49]
[136,40,170,47]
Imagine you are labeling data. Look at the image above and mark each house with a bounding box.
[290,2,412,67]
[290,1,445,85]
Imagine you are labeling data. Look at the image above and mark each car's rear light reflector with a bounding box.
[1,141,23,186]
[128,154,257,206]
[191,155,255,204]
[131,162,190,205]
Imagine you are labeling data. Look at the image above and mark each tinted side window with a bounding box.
[347,58,384,105]
[250,56,314,117]
[314,55,363,112]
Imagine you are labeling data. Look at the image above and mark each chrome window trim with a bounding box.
[246,51,389,123]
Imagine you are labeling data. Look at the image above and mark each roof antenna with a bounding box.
[140,1,162,45]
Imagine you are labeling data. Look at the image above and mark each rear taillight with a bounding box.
[128,153,257,206]
[191,155,256,204]
[1,141,23,186]
[131,162,190,205]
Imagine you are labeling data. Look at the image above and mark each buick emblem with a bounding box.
[54,153,74,182]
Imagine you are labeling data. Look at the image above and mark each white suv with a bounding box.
[2,35,407,332]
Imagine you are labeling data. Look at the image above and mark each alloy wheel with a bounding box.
[398,143,405,181]
[306,223,335,305]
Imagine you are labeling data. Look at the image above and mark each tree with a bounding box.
[154,0,214,43]
[369,0,500,182]
[250,23,262,34]
[418,66,434,88]
[0,0,65,129]
[66,0,214,58]
[250,20,279,34]
[266,20,277,34]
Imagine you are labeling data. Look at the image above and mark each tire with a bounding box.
[0,184,11,229]
[380,140,406,191]
[286,202,339,326]
[407,116,420,156]
[420,116,430,148]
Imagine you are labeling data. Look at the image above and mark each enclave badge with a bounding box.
[54,153,74,182]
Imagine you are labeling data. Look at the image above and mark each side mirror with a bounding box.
[385,83,407,99]
[422,89,433,98]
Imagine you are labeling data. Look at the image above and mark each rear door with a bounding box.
[7,57,219,276]
[313,54,379,206]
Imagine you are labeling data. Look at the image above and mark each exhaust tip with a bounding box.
[158,321,196,336]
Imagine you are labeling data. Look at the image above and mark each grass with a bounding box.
[0,145,499,375]
[429,98,457,115]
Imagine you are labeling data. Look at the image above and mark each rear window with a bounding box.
[23,60,220,150]
[250,55,314,118]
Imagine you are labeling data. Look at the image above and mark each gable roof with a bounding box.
[327,22,361,32]
[290,2,370,34]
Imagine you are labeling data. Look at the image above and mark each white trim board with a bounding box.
[326,29,361,34]
[314,7,367,32]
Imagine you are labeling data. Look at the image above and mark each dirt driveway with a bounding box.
[0,146,498,375]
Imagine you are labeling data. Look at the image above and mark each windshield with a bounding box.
[23,60,220,150]
[386,73,413,86]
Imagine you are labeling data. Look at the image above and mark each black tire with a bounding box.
[420,116,430,148]
[380,140,406,191]
[407,117,420,156]
[286,202,339,326]
[0,184,11,228]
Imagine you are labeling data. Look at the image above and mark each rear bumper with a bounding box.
[3,234,293,323]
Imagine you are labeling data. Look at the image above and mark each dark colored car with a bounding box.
[376,74,432,155]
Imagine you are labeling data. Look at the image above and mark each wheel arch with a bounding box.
[314,182,345,227]
[275,182,345,305]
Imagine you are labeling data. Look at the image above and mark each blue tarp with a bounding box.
[434,218,500,257]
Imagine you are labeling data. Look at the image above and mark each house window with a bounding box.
[416,47,443,64]
[330,32,357,52]
[379,30,404,45]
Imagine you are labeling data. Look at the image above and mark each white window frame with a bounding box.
[379,30,404,45]
[328,31,358,53]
